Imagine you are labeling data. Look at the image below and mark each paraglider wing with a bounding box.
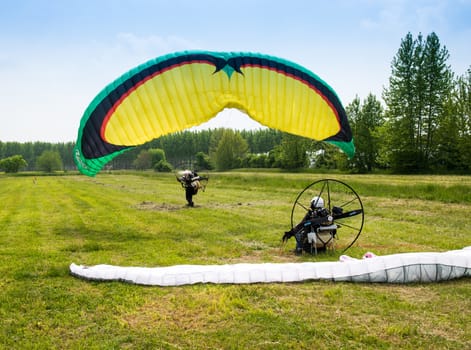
[74,51,355,176]
[70,247,471,286]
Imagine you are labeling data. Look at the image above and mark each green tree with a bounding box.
[153,160,173,172]
[346,94,384,172]
[423,33,453,163]
[433,94,462,170]
[0,155,28,173]
[275,133,308,169]
[383,32,423,171]
[309,142,342,170]
[214,129,248,170]
[383,32,453,172]
[195,152,213,170]
[148,148,166,165]
[243,153,270,168]
[240,129,282,153]
[208,128,225,160]
[435,67,471,171]
[455,67,471,170]
[133,150,153,170]
[36,150,63,172]
[146,148,172,172]
[132,147,171,171]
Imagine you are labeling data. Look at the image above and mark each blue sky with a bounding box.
[1,0,470,142]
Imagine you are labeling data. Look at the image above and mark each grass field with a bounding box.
[1,171,470,349]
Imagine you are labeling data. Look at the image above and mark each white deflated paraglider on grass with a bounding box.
[70,247,471,286]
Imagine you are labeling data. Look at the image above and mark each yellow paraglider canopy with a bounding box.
[74,51,354,176]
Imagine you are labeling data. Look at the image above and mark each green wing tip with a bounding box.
[73,146,99,177]
[328,140,356,158]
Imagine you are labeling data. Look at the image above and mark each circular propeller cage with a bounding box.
[289,178,364,254]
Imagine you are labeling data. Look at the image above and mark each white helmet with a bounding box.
[311,196,324,208]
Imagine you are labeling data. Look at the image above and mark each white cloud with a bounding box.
[115,32,199,57]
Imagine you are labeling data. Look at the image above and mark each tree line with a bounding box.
[1,32,470,174]
[348,32,471,173]
[0,141,75,173]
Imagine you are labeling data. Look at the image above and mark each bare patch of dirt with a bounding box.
[133,201,184,211]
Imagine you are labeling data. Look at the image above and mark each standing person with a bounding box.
[177,170,203,207]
